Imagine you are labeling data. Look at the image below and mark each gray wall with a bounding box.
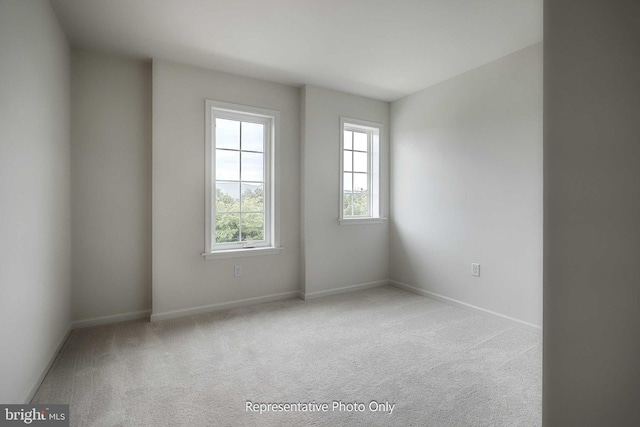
[0,0,71,403]
[544,1,640,424]
[301,85,390,297]
[70,50,152,323]
[390,43,543,327]
[152,60,301,319]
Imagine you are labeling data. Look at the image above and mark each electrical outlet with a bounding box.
[472,263,480,277]
[234,265,242,277]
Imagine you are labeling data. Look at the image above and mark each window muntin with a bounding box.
[339,118,382,221]
[205,101,278,253]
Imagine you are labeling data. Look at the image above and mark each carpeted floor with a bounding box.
[32,286,541,426]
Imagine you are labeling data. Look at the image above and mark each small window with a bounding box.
[204,100,280,255]
[339,117,382,223]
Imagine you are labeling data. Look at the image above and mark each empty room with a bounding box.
[2,0,639,426]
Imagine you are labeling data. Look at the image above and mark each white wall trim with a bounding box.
[150,290,299,322]
[302,280,389,300]
[389,280,542,333]
[24,323,72,404]
[71,310,151,329]
[338,218,387,225]
[202,246,283,260]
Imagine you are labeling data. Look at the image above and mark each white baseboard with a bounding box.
[24,322,72,404]
[302,280,389,300]
[389,280,542,333]
[71,310,151,329]
[150,290,300,322]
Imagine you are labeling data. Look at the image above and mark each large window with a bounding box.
[339,117,382,224]
[204,100,280,257]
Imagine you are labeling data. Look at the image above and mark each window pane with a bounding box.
[215,213,240,243]
[241,213,264,241]
[353,131,367,151]
[216,149,239,180]
[353,151,368,172]
[343,194,353,217]
[215,181,240,212]
[352,193,369,216]
[242,122,264,152]
[344,131,353,149]
[344,150,353,172]
[241,183,263,212]
[241,152,264,182]
[216,118,240,150]
[353,172,368,192]
[343,173,353,192]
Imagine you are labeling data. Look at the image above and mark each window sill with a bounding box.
[338,217,387,226]
[202,246,283,260]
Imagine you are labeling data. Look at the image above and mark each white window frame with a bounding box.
[203,100,282,259]
[339,117,384,225]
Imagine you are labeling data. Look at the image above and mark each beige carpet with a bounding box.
[32,286,541,426]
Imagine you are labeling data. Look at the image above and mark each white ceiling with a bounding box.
[50,0,542,102]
